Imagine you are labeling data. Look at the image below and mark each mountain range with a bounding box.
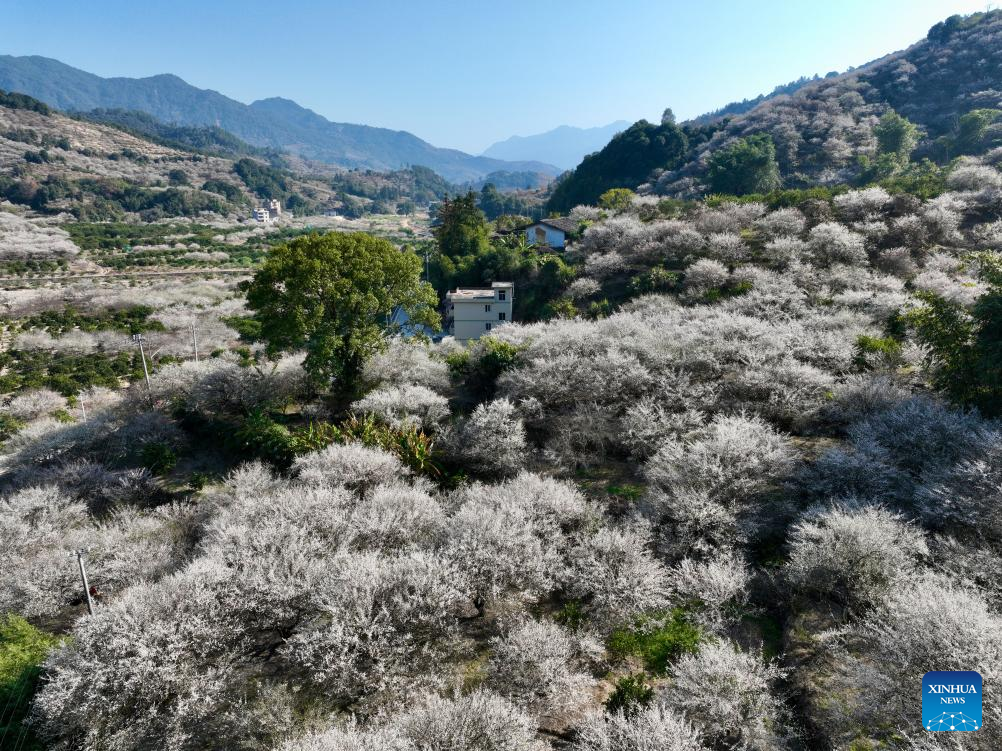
[0,55,560,183]
[481,121,631,171]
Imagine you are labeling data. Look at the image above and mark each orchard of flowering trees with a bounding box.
[4,14,1002,751]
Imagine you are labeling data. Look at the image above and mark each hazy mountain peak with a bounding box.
[481,120,631,170]
[0,55,559,182]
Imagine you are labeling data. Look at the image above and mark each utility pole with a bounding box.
[72,549,94,615]
[425,246,430,282]
[79,393,87,421]
[132,333,152,395]
[189,323,200,363]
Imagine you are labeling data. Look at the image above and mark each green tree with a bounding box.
[955,108,1002,155]
[434,192,491,258]
[707,133,782,196]
[874,110,921,161]
[244,232,439,393]
[907,252,1002,416]
[599,188,635,212]
[546,120,688,212]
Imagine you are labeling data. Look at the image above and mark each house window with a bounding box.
[485,322,492,331]
[498,290,506,301]
[498,312,506,321]
[485,304,491,312]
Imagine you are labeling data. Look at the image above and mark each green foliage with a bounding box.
[140,442,178,475]
[598,188,635,213]
[78,108,279,160]
[607,608,702,675]
[0,349,145,396]
[231,409,296,466]
[167,168,190,186]
[244,232,439,392]
[233,158,289,200]
[605,674,655,716]
[630,268,679,295]
[0,614,63,751]
[0,88,52,115]
[878,159,948,199]
[20,306,164,336]
[606,483,645,501]
[477,183,543,221]
[906,253,1002,416]
[221,315,262,342]
[854,334,903,368]
[555,601,587,631]
[955,109,1002,155]
[907,263,1002,416]
[434,192,491,258]
[201,179,245,202]
[453,338,522,399]
[874,110,921,161]
[293,414,444,479]
[546,120,688,213]
[707,133,782,196]
[0,413,24,441]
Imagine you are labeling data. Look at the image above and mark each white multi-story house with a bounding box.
[252,207,271,222]
[446,282,513,342]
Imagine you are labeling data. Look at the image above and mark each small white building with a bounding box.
[446,282,513,343]
[268,199,282,218]
[523,217,577,249]
[252,207,271,222]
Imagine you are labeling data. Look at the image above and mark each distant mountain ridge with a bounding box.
[0,55,560,182]
[481,121,631,170]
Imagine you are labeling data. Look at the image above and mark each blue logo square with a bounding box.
[923,671,982,731]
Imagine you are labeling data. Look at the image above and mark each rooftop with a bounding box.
[534,217,578,234]
[446,281,513,301]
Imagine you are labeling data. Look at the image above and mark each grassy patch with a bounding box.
[0,614,64,751]
[608,608,702,675]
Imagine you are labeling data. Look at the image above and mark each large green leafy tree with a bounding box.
[546,120,688,213]
[873,110,921,161]
[706,133,782,195]
[434,192,491,258]
[245,232,439,392]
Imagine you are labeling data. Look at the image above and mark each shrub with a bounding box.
[642,414,796,556]
[659,641,787,750]
[807,223,867,267]
[140,441,178,475]
[487,619,591,713]
[441,398,526,477]
[571,705,704,751]
[393,690,545,751]
[564,525,670,630]
[604,674,654,716]
[352,384,450,432]
[785,503,928,610]
[671,554,750,630]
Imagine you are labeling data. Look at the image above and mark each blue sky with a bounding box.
[6,0,988,153]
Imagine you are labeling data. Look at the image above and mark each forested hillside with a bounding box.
[550,11,1002,209]
[0,56,561,182]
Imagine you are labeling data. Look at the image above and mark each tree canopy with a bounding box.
[434,192,491,258]
[546,120,688,213]
[706,133,782,196]
[244,232,439,391]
